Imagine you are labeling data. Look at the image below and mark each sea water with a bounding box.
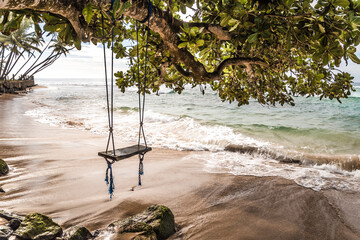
[24,78,360,192]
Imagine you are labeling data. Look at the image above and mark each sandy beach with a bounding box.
[1,93,360,240]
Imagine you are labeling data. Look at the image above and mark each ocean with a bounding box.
[24,78,360,192]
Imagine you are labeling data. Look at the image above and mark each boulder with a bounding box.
[62,226,92,240]
[0,225,13,240]
[134,205,175,240]
[8,219,21,231]
[14,213,62,240]
[0,159,9,176]
[0,187,4,193]
[110,205,175,240]
[109,219,156,240]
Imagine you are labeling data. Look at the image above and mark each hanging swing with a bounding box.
[98,0,153,198]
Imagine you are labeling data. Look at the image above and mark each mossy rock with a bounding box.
[0,159,9,176]
[135,205,175,240]
[110,205,175,240]
[111,219,156,240]
[14,213,62,240]
[62,226,92,240]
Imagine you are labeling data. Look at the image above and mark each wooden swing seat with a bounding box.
[98,144,152,161]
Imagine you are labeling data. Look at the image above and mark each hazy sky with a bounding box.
[35,43,128,79]
[35,42,360,82]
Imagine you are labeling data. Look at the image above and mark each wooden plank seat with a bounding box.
[98,144,152,161]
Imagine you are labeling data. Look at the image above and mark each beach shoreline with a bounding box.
[1,92,360,239]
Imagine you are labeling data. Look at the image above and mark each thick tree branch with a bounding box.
[209,58,268,79]
[173,63,194,78]
[0,0,89,40]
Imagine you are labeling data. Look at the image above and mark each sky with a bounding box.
[33,42,360,82]
[35,43,128,79]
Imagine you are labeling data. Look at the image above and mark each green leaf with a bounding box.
[315,73,325,80]
[74,38,82,50]
[228,19,238,25]
[180,3,186,14]
[348,52,360,63]
[82,4,94,24]
[118,1,131,15]
[190,27,199,36]
[220,15,231,27]
[229,21,240,32]
[297,56,303,65]
[247,33,259,43]
[34,23,42,38]
[182,22,190,33]
[112,0,121,14]
[196,39,204,46]
[348,46,356,53]
[178,42,188,48]
[334,0,349,8]
[318,24,325,33]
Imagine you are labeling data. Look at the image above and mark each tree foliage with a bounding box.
[1,0,359,105]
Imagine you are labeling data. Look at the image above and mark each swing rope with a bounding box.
[136,0,152,186]
[101,2,116,198]
[100,0,153,198]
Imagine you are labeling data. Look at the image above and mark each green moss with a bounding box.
[131,231,157,240]
[68,226,92,240]
[0,159,9,176]
[14,213,62,240]
[145,205,175,240]
[121,220,153,233]
[110,205,175,240]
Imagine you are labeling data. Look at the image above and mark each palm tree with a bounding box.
[0,16,72,81]
[0,19,41,80]
[22,36,73,78]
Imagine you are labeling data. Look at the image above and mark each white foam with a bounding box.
[197,151,360,192]
[25,103,269,152]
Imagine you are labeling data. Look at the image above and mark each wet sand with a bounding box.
[0,94,360,240]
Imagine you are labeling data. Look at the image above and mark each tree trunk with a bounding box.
[0,44,5,77]
[25,52,56,77]
[23,39,53,77]
[7,50,25,79]
[1,50,14,79]
[14,51,35,79]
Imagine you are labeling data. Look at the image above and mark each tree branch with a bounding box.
[209,57,268,79]
[0,0,89,40]
[173,63,194,78]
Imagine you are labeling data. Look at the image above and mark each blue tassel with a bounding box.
[105,160,115,199]
[138,154,144,186]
